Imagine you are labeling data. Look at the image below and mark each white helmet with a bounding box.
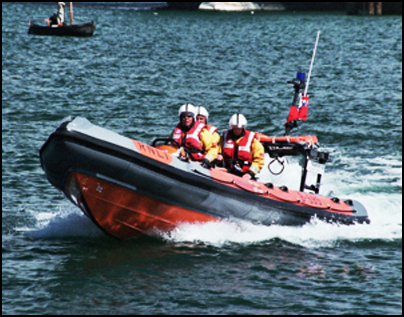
[178,103,196,118]
[196,106,209,121]
[229,113,247,129]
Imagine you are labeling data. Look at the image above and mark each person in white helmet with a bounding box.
[195,106,221,149]
[218,113,264,180]
[169,103,217,168]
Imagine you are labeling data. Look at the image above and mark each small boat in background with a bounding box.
[28,2,95,37]
[199,2,261,11]
[28,21,95,37]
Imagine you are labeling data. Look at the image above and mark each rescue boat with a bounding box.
[39,116,370,239]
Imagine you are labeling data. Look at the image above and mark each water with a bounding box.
[2,2,402,314]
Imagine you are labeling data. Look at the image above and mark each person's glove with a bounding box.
[201,158,212,169]
[246,170,256,180]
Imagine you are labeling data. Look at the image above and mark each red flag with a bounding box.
[285,106,300,125]
[285,94,309,125]
[299,94,309,121]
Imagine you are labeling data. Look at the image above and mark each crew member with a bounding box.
[57,2,65,26]
[195,106,221,148]
[218,113,265,179]
[170,103,217,168]
[46,13,58,26]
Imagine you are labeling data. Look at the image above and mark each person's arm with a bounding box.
[248,138,265,176]
[212,131,221,149]
[215,134,224,162]
[199,128,217,162]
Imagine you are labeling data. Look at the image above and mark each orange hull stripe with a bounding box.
[207,171,353,215]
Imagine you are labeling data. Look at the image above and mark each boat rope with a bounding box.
[268,157,286,175]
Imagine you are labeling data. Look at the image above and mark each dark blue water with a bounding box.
[2,2,402,314]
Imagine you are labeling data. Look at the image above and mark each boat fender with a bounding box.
[331,197,340,203]
[265,183,274,189]
[279,185,288,192]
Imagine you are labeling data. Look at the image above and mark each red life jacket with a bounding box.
[173,121,205,161]
[222,129,255,173]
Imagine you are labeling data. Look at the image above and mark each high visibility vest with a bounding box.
[222,129,255,172]
[173,121,205,161]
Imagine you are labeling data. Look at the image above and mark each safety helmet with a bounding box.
[196,106,209,121]
[178,103,196,119]
[229,113,247,129]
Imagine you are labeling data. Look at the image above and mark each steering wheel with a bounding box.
[151,138,194,161]
[151,138,181,148]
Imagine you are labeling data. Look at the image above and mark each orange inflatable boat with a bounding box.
[39,117,370,239]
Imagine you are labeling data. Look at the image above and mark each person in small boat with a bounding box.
[56,2,66,26]
[45,2,65,26]
[170,103,218,168]
[217,113,265,180]
[46,13,58,26]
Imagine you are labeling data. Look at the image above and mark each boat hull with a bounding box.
[68,172,219,239]
[28,21,95,37]
[39,117,370,239]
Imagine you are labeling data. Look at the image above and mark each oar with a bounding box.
[70,2,73,25]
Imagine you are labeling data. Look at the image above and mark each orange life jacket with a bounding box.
[222,129,255,173]
[173,121,205,161]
